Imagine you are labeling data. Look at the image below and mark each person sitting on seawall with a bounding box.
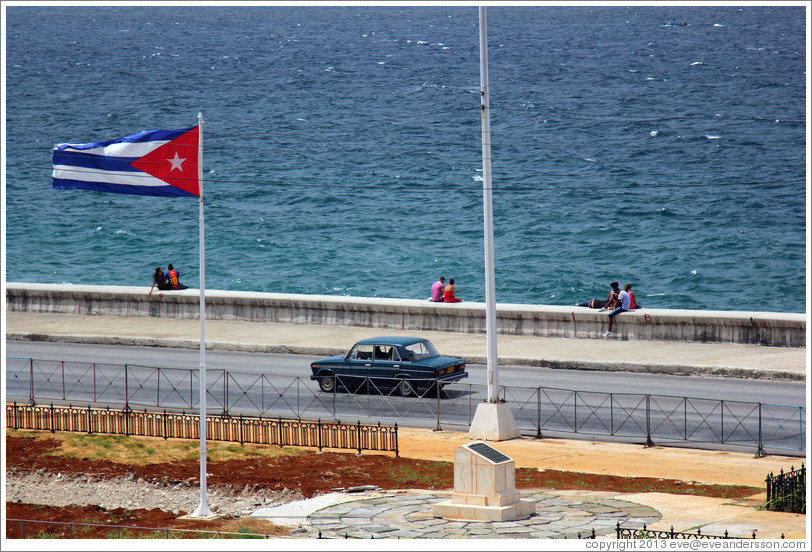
[576,297,608,309]
[165,263,189,290]
[599,281,621,311]
[626,283,641,309]
[149,267,172,295]
[604,283,633,336]
[429,276,446,302]
[443,278,462,303]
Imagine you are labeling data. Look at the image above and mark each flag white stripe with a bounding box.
[53,165,170,188]
[60,140,170,158]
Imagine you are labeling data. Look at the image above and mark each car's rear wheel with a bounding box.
[318,374,336,393]
[397,378,415,397]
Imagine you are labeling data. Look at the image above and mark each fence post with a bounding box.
[535,387,543,439]
[610,392,614,435]
[435,378,442,431]
[645,395,654,447]
[124,364,129,410]
[357,419,362,454]
[61,360,66,400]
[224,369,229,416]
[28,358,35,406]
[755,403,767,458]
[574,391,578,433]
[87,404,93,435]
[721,399,725,444]
[163,409,168,440]
[684,398,688,440]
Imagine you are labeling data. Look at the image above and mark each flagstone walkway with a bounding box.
[255,489,662,539]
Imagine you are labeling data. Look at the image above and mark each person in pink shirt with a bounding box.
[430,276,446,302]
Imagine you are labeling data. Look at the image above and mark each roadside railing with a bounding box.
[6,356,805,456]
[766,464,806,514]
[5,402,399,456]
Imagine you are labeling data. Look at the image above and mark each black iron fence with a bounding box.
[6,402,399,456]
[6,356,805,455]
[766,464,806,514]
[617,523,756,539]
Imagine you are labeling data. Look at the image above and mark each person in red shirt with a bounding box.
[443,278,462,303]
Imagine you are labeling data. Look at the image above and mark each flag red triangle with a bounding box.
[130,127,200,196]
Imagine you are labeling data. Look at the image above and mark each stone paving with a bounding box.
[304,490,662,539]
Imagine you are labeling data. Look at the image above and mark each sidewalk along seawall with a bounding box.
[5,283,806,347]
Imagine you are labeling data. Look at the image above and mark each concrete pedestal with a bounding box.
[432,441,535,522]
[468,401,520,441]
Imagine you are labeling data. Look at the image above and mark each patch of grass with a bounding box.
[26,431,305,465]
[386,461,449,488]
[32,531,63,539]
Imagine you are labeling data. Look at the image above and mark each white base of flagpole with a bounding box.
[190,502,213,518]
[468,401,520,441]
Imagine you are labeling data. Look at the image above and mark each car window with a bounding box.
[350,344,374,360]
[374,345,396,361]
[403,340,439,361]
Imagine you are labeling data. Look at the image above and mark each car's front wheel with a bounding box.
[318,374,336,393]
[397,378,415,397]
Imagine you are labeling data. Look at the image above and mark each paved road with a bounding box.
[5,341,806,405]
[5,342,806,455]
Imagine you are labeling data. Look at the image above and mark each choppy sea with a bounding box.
[4,5,807,312]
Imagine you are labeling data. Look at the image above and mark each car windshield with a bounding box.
[403,340,439,361]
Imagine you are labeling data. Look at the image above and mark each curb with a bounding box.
[6,332,803,382]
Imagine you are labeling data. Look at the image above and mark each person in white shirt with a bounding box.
[604,284,632,336]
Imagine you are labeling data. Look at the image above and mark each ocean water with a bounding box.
[4,5,807,312]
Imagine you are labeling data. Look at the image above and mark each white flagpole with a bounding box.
[479,6,499,404]
[192,112,212,518]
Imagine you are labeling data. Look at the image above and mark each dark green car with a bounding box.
[310,336,468,397]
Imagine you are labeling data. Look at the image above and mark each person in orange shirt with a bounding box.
[443,278,461,303]
[164,263,188,290]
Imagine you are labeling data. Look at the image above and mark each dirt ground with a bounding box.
[5,431,760,539]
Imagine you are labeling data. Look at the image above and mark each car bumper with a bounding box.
[439,371,468,383]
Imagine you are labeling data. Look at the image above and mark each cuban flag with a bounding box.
[52,126,200,197]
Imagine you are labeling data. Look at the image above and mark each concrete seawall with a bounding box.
[5,283,806,347]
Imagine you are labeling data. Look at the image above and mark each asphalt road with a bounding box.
[5,341,807,455]
[5,341,806,406]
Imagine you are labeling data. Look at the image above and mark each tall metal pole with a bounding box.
[192,112,212,517]
[479,7,499,403]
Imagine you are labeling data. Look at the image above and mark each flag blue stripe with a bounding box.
[53,178,197,197]
[53,127,194,151]
[52,150,141,172]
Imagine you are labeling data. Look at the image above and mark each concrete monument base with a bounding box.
[433,441,535,522]
[468,401,520,441]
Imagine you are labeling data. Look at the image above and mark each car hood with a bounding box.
[315,354,347,364]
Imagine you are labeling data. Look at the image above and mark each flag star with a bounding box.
[167,152,186,172]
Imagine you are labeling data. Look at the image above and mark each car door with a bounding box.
[370,344,401,390]
[343,343,374,389]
